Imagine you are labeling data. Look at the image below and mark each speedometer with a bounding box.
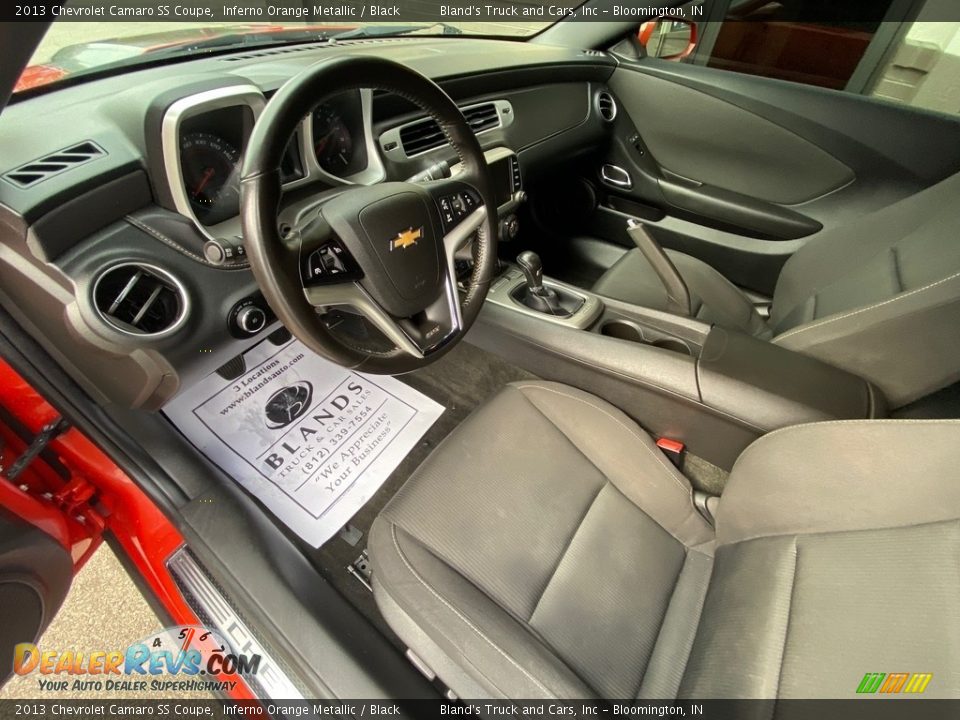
[179,132,241,225]
[312,105,354,176]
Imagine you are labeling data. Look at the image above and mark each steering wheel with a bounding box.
[240,56,498,374]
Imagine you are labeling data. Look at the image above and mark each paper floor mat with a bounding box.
[164,338,443,547]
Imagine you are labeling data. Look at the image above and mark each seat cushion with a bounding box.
[682,420,960,698]
[371,383,960,700]
[593,248,770,339]
[370,381,714,699]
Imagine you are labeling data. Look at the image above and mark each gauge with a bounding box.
[312,104,354,176]
[179,132,241,225]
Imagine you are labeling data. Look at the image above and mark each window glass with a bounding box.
[705,21,883,90]
[701,0,895,90]
[870,20,960,114]
[649,0,899,91]
[643,1,960,115]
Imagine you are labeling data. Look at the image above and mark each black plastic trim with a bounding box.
[658,179,823,241]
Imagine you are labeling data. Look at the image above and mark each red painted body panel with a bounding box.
[0,358,256,700]
[15,24,356,92]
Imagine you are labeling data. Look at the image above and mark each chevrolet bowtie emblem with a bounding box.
[390,226,422,251]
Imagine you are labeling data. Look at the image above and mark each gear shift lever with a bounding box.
[515,251,567,314]
[517,250,548,296]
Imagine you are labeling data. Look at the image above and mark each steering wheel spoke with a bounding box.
[303,253,463,359]
[443,204,486,264]
[397,267,463,355]
[423,176,488,278]
[303,282,424,357]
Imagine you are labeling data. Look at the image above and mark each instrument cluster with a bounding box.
[175,90,366,228]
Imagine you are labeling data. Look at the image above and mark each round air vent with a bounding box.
[93,263,188,336]
[597,91,618,122]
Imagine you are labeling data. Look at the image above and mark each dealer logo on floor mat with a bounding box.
[264,381,314,428]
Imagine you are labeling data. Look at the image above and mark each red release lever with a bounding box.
[656,437,685,455]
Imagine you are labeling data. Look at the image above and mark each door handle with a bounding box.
[601,164,633,189]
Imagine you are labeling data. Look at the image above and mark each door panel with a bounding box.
[592,57,960,294]
[656,176,824,239]
[612,70,855,204]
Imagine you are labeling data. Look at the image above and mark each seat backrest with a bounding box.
[682,420,960,699]
[770,170,960,406]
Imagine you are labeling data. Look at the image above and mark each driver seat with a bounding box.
[370,381,960,699]
[591,170,960,407]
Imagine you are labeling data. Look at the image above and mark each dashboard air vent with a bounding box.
[223,43,328,61]
[463,103,501,133]
[93,263,187,336]
[3,141,105,188]
[399,101,501,156]
[597,91,617,122]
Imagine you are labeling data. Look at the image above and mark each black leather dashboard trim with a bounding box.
[125,209,250,270]
[28,170,152,261]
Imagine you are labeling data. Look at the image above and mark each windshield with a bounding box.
[17,4,562,94]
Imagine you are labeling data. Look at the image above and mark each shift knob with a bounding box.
[516,251,545,293]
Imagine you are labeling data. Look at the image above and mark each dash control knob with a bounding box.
[203,237,246,265]
[236,306,266,335]
[500,214,520,241]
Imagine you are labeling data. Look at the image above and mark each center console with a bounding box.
[472,249,885,471]
[485,256,603,329]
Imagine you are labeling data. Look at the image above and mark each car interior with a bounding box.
[1,5,959,702]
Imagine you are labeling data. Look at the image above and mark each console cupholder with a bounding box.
[651,338,691,355]
[600,321,692,356]
[600,320,643,343]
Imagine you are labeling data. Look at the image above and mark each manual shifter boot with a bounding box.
[513,251,584,317]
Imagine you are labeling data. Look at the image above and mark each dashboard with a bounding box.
[0,37,616,409]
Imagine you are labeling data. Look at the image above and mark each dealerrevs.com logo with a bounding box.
[13,625,260,694]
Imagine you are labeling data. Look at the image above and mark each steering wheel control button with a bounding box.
[237,306,266,334]
[439,197,455,225]
[301,240,362,286]
[438,188,482,232]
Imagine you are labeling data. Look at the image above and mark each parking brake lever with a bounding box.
[626,219,692,317]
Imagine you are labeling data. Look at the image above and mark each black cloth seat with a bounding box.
[370,381,960,699]
[592,170,960,406]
